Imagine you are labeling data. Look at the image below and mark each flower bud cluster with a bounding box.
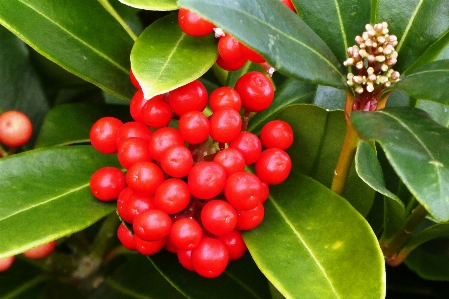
[344,22,400,95]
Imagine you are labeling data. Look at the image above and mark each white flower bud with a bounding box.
[343,58,354,66]
[353,76,363,84]
[381,64,389,72]
[356,86,364,94]
[369,74,377,82]
[375,55,386,62]
[367,67,374,75]
[213,28,225,38]
[366,82,374,92]
[356,61,364,69]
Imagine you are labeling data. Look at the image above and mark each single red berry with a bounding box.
[260,182,270,203]
[218,34,245,63]
[23,241,57,259]
[130,69,141,89]
[209,87,242,112]
[236,203,265,230]
[255,148,292,185]
[224,171,263,211]
[115,121,152,148]
[0,110,32,148]
[201,200,238,236]
[229,132,262,165]
[168,80,208,116]
[234,71,274,112]
[160,145,193,178]
[188,161,226,200]
[148,127,184,162]
[178,8,214,37]
[117,223,136,251]
[178,111,210,145]
[192,238,229,278]
[129,90,147,123]
[217,230,247,261]
[126,161,165,195]
[90,167,126,201]
[209,108,242,143]
[0,256,14,272]
[280,0,297,12]
[90,117,123,154]
[177,249,195,271]
[117,191,156,223]
[133,209,172,241]
[154,178,191,214]
[213,148,246,177]
[164,234,179,253]
[216,54,247,71]
[134,235,166,255]
[142,97,173,128]
[239,43,266,63]
[260,120,294,150]
[170,218,203,251]
[117,137,152,169]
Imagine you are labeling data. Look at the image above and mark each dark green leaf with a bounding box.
[351,107,449,222]
[388,60,449,105]
[131,13,218,99]
[404,222,449,255]
[291,0,371,64]
[119,0,178,11]
[376,0,449,74]
[178,0,347,89]
[313,86,345,110]
[149,250,271,299]
[0,259,47,298]
[35,103,131,148]
[0,0,135,100]
[244,172,385,299]
[0,146,118,258]
[416,100,449,127]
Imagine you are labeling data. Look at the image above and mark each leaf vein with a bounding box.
[223,271,263,299]
[333,0,348,54]
[396,0,423,52]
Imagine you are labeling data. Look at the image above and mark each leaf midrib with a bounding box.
[396,0,423,53]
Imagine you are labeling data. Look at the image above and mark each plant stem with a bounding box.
[91,213,121,261]
[97,0,138,41]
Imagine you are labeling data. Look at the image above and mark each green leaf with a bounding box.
[0,146,118,258]
[243,172,385,299]
[35,103,131,148]
[388,60,449,105]
[0,259,47,298]
[375,0,449,74]
[403,221,449,255]
[0,0,135,101]
[313,86,345,110]
[149,251,271,299]
[131,13,218,99]
[416,100,449,127]
[351,107,449,222]
[178,0,347,89]
[119,0,178,11]
[277,104,375,216]
[291,0,371,64]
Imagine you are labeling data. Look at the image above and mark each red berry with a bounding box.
[89,117,123,154]
[234,71,274,112]
[229,132,262,165]
[0,256,14,272]
[0,111,32,148]
[23,241,57,259]
[209,87,242,112]
[216,54,247,71]
[170,218,203,250]
[154,178,191,214]
[177,249,195,271]
[213,148,246,177]
[280,0,297,12]
[188,162,226,200]
[192,238,229,278]
[178,111,210,145]
[142,96,173,128]
[168,80,208,116]
[126,161,165,195]
[178,8,214,37]
[133,209,172,241]
[260,182,270,203]
[160,145,193,178]
[217,35,245,63]
[260,120,294,150]
[115,121,153,148]
[164,235,179,253]
[236,203,264,230]
[239,44,265,63]
[148,127,184,162]
[209,108,242,143]
[134,235,166,255]
[117,137,152,169]
[117,190,156,223]
[217,230,247,261]
[129,90,147,123]
[255,148,292,185]
[117,223,136,251]
[201,200,238,236]
[224,171,263,211]
[130,69,141,89]
[90,167,126,201]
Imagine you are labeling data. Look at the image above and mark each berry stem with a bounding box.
[0,144,8,157]
[241,110,251,132]
[97,0,137,41]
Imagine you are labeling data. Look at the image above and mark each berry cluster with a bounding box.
[89,69,293,278]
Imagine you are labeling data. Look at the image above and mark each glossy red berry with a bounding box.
[234,71,274,112]
[129,90,147,123]
[192,238,229,278]
[217,34,245,63]
[117,223,136,251]
[236,203,264,230]
[280,0,297,12]
[255,148,292,185]
[216,54,247,71]
[0,110,32,148]
[239,43,265,63]
[201,200,238,236]
[148,127,184,162]
[168,80,208,116]
[133,209,172,241]
[170,218,203,250]
[188,161,226,200]
[134,235,166,255]
[23,241,57,259]
[224,171,263,211]
[142,96,173,128]
[260,120,294,150]
[178,8,214,37]
[90,116,123,154]
[130,69,141,89]
[213,148,246,177]
[209,108,242,143]
[90,167,126,201]
[229,132,262,165]
[115,121,152,148]
[117,137,152,169]
[117,191,156,223]
[177,249,195,271]
[126,161,165,195]
[209,87,242,112]
[154,178,191,214]
[178,111,210,145]
[217,230,247,261]
[160,145,193,178]
[260,182,270,203]
[0,256,14,272]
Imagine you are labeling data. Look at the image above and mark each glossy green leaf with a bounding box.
[313,86,345,110]
[119,0,178,11]
[179,0,347,89]
[277,104,375,216]
[416,100,449,127]
[291,0,371,64]
[149,251,271,299]
[131,13,218,99]
[243,172,385,299]
[376,0,449,74]
[35,103,131,148]
[387,60,449,105]
[403,222,449,256]
[0,0,135,101]
[351,107,449,222]
[0,146,118,258]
